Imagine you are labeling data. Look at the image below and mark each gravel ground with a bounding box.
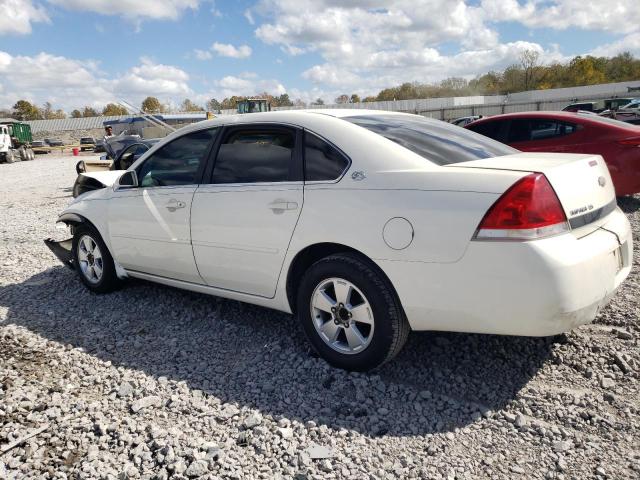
[1,156,638,480]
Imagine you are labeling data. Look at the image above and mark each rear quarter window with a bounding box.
[344,114,517,165]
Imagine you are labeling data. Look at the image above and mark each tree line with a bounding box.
[2,52,638,121]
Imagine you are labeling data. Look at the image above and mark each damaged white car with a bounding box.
[46,110,633,371]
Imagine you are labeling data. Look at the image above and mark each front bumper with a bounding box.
[379,207,633,336]
[44,238,74,269]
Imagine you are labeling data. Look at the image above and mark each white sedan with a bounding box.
[46,110,633,371]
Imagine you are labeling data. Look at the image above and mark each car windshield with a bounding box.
[343,114,518,165]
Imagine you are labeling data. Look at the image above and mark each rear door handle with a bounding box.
[166,199,186,212]
[268,200,298,211]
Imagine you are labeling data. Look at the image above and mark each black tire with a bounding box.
[297,252,410,371]
[19,146,28,161]
[5,150,16,163]
[72,224,121,293]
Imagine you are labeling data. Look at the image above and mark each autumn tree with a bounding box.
[82,106,99,117]
[206,98,221,112]
[41,102,65,119]
[141,96,164,113]
[180,99,204,112]
[102,103,128,116]
[519,49,541,91]
[276,93,293,107]
[335,94,349,104]
[350,94,361,103]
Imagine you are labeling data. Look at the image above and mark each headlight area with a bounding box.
[45,223,75,269]
[72,174,107,198]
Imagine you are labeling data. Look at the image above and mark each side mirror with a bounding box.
[116,170,138,190]
[75,160,86,174]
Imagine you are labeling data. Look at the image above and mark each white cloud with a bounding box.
[48,0,201,21]
[250,1,560,96]
[194,49,213,60]
[211,42,252,59]
[0,52,193,110]
[0,0,49,35]
[481,0,640,34]
[113,57,192,97]
[590,32,640,57]
[193,42,253,61]
[249,0,639,100]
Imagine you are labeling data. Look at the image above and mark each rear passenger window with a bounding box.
[509,119,577,142]
[304,132,349,181]
[212,129,296,184]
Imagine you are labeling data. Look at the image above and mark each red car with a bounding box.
[465,111,640,196]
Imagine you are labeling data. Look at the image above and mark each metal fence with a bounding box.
[24,80,640,132]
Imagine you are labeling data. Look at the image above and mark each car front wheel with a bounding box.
[297,253,409,371]
[72,225,121,293]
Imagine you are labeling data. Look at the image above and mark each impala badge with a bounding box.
[598,176,606,187]
[351,171,366,181]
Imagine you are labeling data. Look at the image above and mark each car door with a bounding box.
[191,125,303,298]
[107,128,218,283]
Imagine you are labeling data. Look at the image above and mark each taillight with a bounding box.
[618,137,640,147]
[474,173,569,241]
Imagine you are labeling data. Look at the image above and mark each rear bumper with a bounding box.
[380,208,633,336]
[44,238,74,269]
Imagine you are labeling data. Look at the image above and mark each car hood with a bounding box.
[80,170,126,188]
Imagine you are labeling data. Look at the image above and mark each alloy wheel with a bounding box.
[310,277,375,354]
[77,234,104,284]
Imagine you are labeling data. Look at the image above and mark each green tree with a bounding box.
[71,109,82,118]
[311,98,324,105]
[141,96,164,113]
[12,100,41,120]
[102,103,128,116]
[350,94,361,103]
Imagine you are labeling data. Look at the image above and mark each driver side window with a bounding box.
[137,128,217,187]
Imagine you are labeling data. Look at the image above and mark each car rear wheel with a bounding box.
[72,225,121,293]
[297,253,409,371]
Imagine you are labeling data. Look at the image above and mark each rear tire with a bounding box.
[72,224,121,294]
[28,148,35,160]
[19,146,28,161]
[297,252,410,371]
[5,150,15,163]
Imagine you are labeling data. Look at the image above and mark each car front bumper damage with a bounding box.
[44,238,74,269]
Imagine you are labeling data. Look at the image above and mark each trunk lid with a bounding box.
[453,152,616,235]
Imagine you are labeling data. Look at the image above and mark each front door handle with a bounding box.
[166,199,186,212]
[268,200,298,212]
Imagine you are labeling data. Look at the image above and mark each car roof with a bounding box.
[468,110,640,131]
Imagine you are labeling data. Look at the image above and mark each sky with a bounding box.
[0,0,639,111]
